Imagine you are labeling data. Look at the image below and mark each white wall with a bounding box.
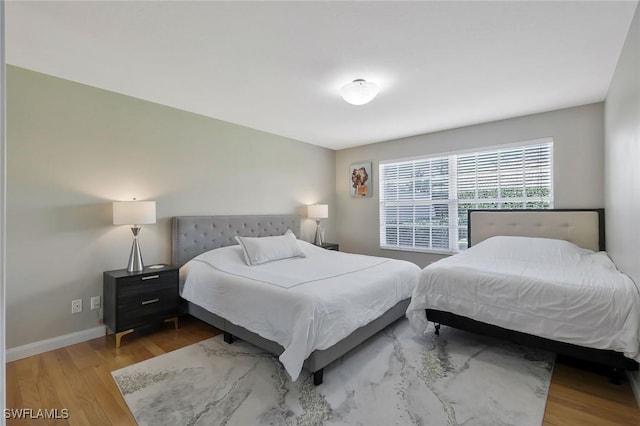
[336,103,604,267]
[1,1,7,421]
[6,66,336,349]
[604,2,640,403]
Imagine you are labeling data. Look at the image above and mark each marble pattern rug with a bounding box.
[112,319,554,426]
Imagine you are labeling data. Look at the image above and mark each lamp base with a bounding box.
[127,226,144,272]
[314,220,323,246]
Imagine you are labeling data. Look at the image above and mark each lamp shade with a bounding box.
[340,79,379,105]
[113,201,156,225]
[307,204,328,220]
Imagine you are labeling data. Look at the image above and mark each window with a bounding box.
[379,139,553,253]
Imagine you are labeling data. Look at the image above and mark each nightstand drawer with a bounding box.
[117,286,178,312]
[118,278,177,300]
[116,270,177,289]
[118,288,178,329]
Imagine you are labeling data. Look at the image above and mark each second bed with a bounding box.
[407,209,640,374]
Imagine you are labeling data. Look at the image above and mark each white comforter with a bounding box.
[407,236,640,362]
[180,240,419,380]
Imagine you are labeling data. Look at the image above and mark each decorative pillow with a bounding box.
[235,230,305,266]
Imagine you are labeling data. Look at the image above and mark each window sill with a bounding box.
[379,246,456,256]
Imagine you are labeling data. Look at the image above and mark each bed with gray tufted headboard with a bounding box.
[172,214,413,385]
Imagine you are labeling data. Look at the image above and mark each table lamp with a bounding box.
[307,204,328,245]
[113,200,156,272]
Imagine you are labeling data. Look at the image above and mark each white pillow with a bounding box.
[235,230,305,266]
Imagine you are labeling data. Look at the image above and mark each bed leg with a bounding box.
[313,369,324,386]
[223,332,234,344]
[434,323,441,336]
[610,368,624,385]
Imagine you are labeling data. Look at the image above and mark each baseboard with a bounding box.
[628,371,640,408]
[6,326,105,362]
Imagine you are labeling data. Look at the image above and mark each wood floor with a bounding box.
[6,315,640,425]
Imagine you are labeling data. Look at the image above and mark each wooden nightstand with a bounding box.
[320,242,339,251]
[103,265,179,348]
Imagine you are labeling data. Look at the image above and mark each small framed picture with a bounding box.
[350,161,373,198]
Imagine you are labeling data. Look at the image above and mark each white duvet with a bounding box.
[180,240,419,380]
[407,236,640,362]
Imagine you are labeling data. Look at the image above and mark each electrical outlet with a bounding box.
[71,299,82,314]
[90,296,101,310]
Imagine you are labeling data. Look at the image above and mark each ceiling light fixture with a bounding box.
[340,79,379,105]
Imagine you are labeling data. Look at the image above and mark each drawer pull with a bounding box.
[141,275,160,281]
[141,298,160,305]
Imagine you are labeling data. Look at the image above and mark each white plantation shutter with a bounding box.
[456,142,553,249]
[379,157,450,250]
[379,156,452,252]
[380,139,553,252]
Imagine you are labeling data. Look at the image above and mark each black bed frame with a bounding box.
[427,209,638,381]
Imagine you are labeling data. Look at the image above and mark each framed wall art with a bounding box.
[350,161,372,198]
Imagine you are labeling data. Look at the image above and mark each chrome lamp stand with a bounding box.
[314,220,323,246]
[127,226,145,272]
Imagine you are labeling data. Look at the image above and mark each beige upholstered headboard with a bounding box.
[468,209,605,252]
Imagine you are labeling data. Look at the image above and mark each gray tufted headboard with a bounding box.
[172,215,301,267]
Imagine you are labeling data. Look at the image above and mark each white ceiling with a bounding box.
[6,1,638,150]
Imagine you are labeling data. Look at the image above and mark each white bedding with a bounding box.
[180,240,419,380]
[406,236,640,362]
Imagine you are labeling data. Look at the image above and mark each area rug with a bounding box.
[112,319,554,425]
